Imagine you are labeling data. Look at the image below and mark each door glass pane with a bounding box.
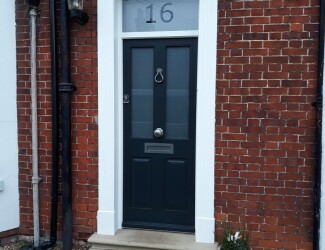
[123,0,199,32]
[132,48,154,138]
[166,47,190,139]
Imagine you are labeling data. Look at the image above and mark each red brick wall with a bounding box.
[16,0,98,239]
[15,0,319,248]
[216,0,319,249]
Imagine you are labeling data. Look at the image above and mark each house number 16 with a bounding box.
[146,3,174,23]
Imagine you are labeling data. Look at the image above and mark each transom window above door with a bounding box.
[123,0,199,32]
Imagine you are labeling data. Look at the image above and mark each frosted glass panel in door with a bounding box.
[166,47,190,139]
[123,0,199,32]
[131,48,154,138]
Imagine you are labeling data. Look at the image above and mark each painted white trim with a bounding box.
[320,42,325,250]
[116,0,124,230]
[195,0,218,243]
[121,30,199,39]
[0,0,19,232]
[97,0,118,235]
[97,0,218,243]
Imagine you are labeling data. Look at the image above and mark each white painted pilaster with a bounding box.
[0,0,19,232]
[97,0,119,235]
[320,41,325,250]
[195,0,218,243]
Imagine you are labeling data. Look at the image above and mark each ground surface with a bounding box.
[0,240,91,250]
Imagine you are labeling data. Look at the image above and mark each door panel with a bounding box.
[164,159,188,211]
[123,38,197,232]
[131,158,152,209]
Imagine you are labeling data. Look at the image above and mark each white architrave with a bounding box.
[97,0,218,243]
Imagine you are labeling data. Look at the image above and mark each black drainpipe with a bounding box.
[313,1,325,250]
[58,0,75,249]
[39,0,58,248]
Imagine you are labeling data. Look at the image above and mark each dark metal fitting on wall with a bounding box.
[28,0,40,16]
[312,97,323,108]
[70,9,89,25]
[58,83,77,92]
[28,0,41,7]
[67,0,89,25]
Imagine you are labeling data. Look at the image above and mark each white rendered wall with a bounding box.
[0,1,19,232]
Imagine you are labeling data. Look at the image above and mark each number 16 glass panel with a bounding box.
[123,0,199,32]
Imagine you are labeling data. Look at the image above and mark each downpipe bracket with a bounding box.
[31,177,43,184]
[59,82,77,92]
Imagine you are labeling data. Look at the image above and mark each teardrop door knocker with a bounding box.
[154,68,164,84]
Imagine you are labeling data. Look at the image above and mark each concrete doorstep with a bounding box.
[88,229,217,250]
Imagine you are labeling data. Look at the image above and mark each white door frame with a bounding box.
[97,0,218,243]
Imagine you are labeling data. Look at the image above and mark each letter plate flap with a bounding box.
[144,143,174,154]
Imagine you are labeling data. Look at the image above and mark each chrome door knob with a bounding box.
[154,128,164,138]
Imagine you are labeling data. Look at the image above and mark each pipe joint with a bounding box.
[32,176,43,184]
[29,7,39,17]
[59,82,77,92]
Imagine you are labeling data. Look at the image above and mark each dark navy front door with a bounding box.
[123,38,197,232]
